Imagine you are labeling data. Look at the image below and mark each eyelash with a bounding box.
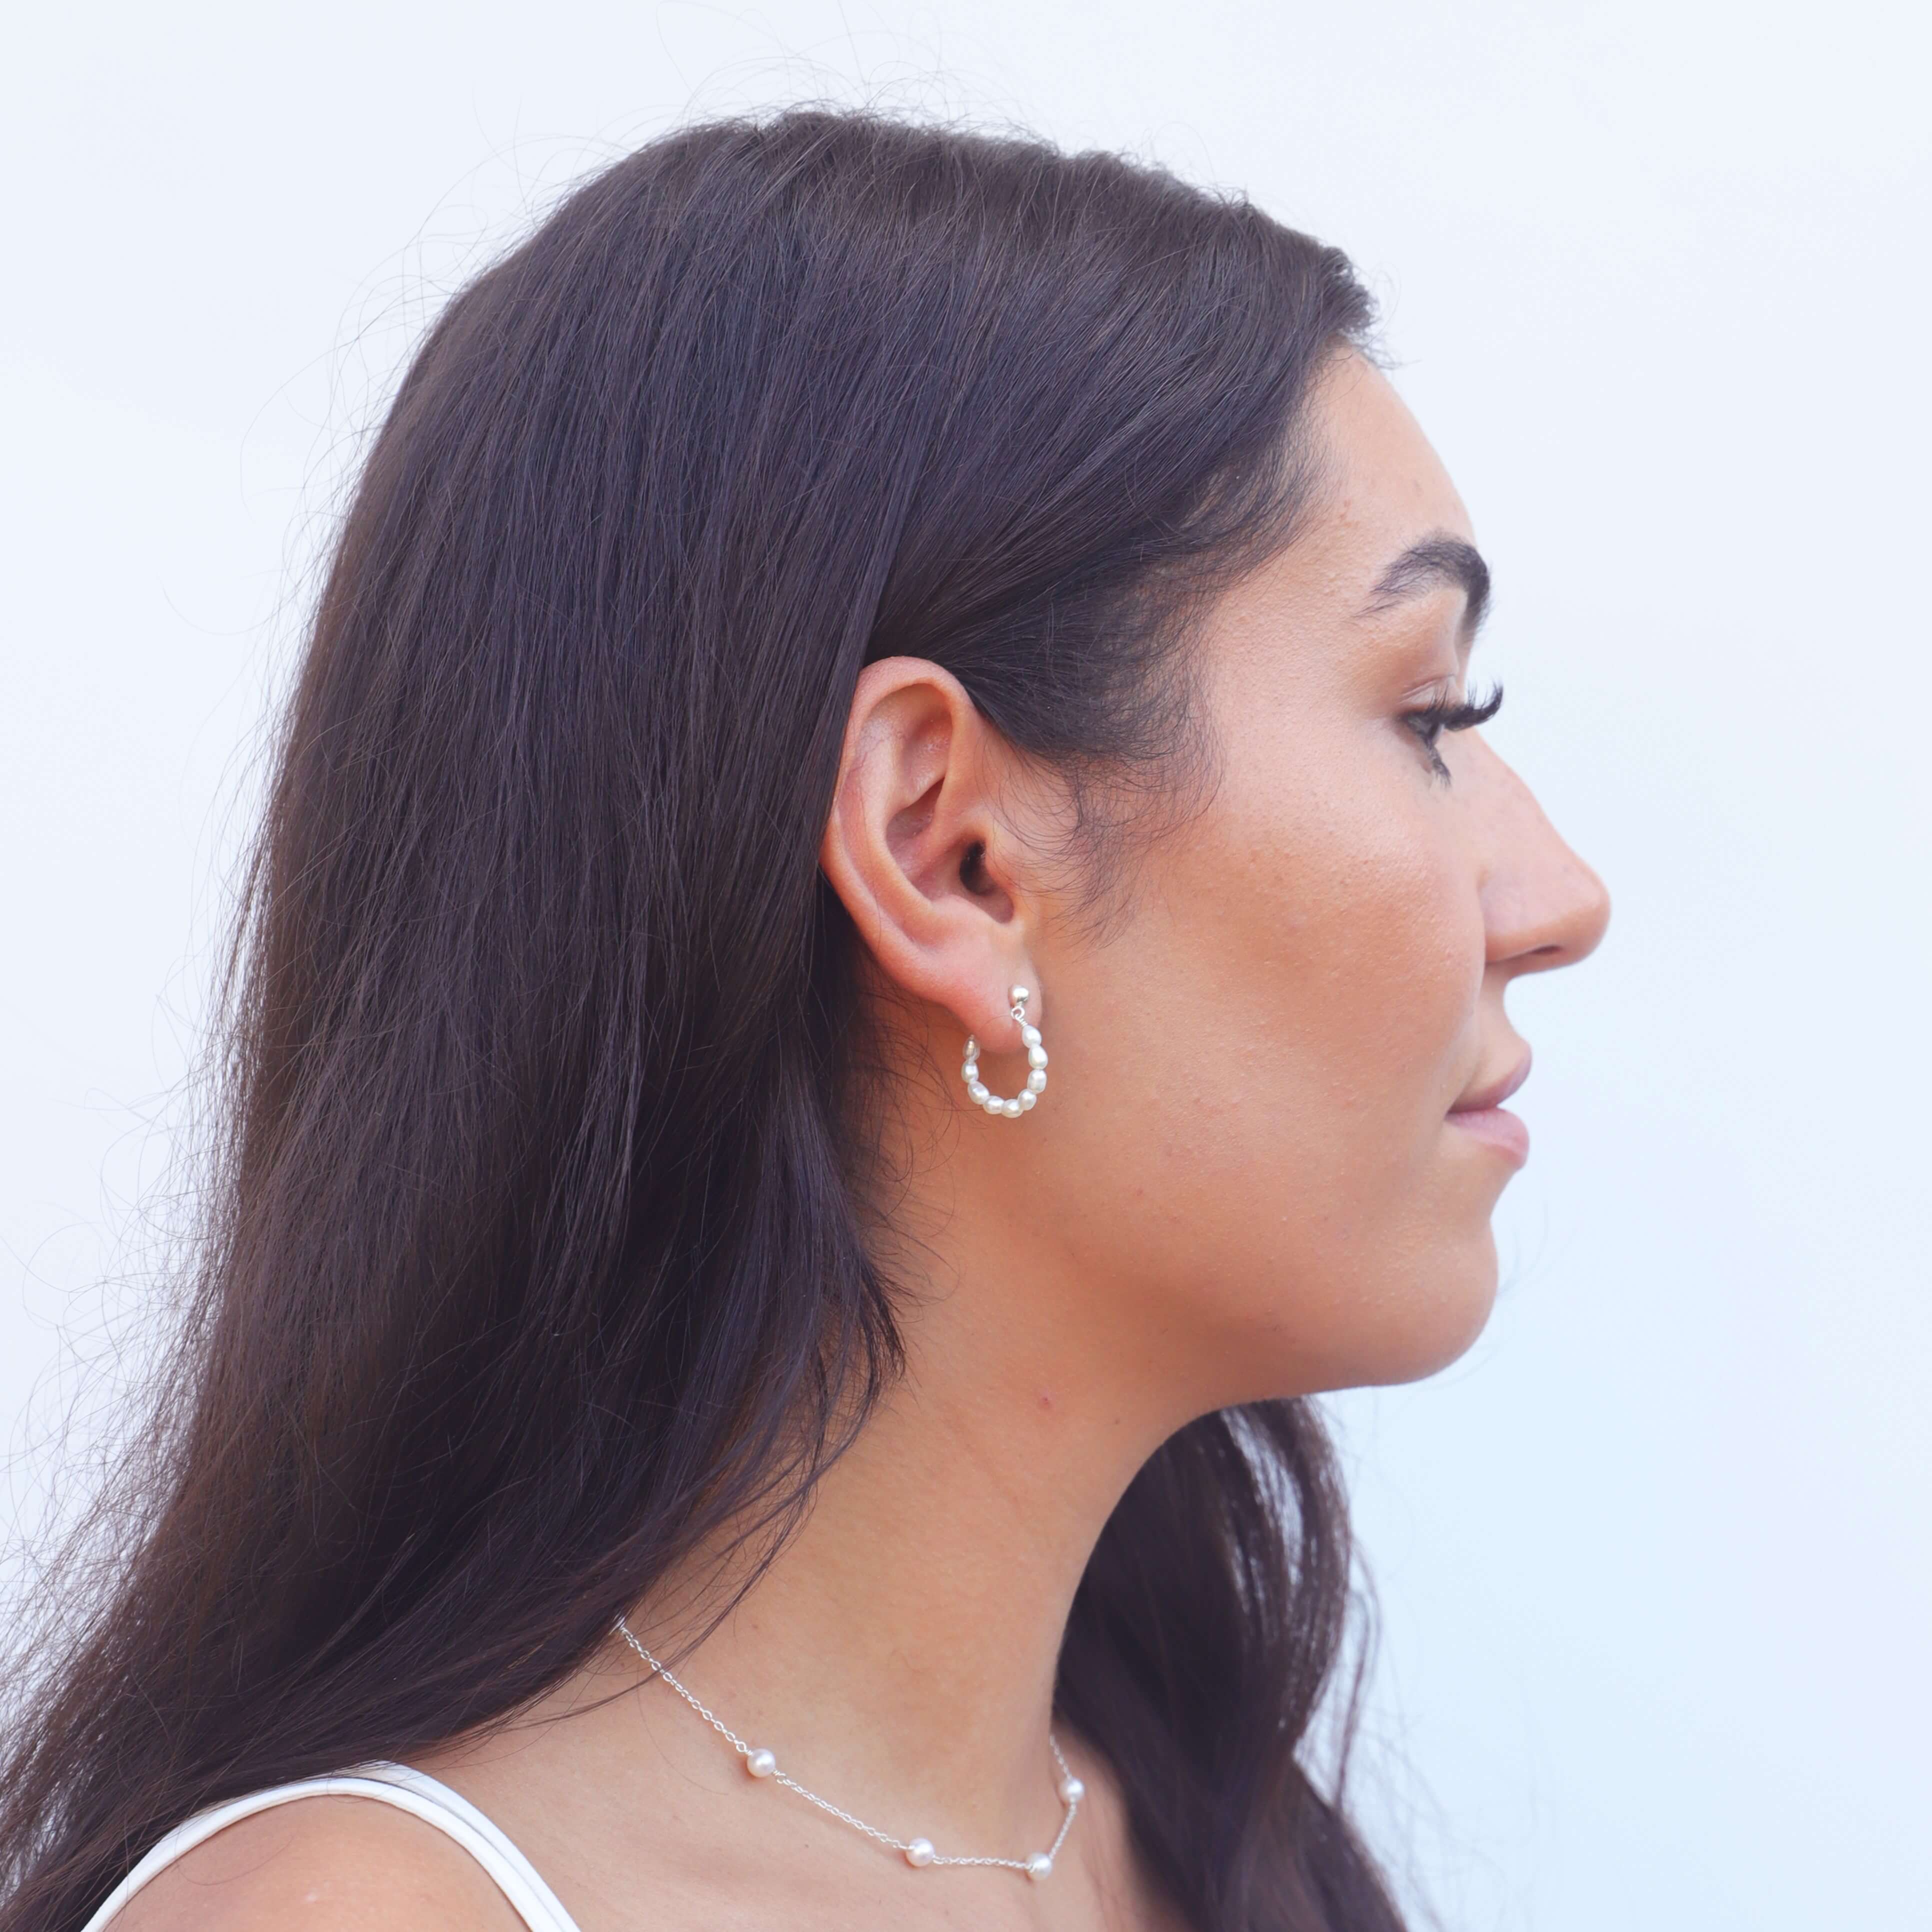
[1402,681,1504,782]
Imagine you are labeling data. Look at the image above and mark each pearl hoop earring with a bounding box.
[962,986,1048,1120]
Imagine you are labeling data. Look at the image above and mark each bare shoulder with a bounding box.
[110,1793,528,1932]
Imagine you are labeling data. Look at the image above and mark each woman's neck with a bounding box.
[639,1375,1142,1846]
[618,1132,1202,1858]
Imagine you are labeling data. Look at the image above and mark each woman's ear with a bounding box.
[818,657,1040,1044]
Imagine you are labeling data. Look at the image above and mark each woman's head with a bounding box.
[822,346,1609,1422]
[1,106,1600,1932]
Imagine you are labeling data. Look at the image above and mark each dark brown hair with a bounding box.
[0,108,1400,1930]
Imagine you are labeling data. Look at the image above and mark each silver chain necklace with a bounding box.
[614,1616,1084,1881]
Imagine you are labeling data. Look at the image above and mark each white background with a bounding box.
[3,5,1927,1927]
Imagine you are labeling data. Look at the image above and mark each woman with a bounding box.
[0,108,1609,1932]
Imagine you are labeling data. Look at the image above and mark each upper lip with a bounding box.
[1450,1050,1532,1113]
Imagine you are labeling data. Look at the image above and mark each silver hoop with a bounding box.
[962,985,1048,1120]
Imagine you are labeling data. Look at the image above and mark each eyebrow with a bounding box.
[1360,534,1492,642]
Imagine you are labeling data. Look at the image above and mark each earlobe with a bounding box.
[818,658,1038,1044]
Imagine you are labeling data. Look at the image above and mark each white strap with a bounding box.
[80,1762,582,1932]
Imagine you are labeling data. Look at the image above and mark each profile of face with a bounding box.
[824,349,1612,1421]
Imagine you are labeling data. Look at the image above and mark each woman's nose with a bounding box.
[1466,737,1612,976]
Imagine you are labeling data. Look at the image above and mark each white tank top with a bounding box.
[78,1762,582,1932]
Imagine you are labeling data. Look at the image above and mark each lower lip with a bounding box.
[1447,1106,1530,1166]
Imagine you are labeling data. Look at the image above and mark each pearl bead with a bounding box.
[1025,1070,1046,1094]
[1002,1098,1021,1118]
[906,1838,936,1868]
[1026,1852,1053,1880]
[1026,1045,1048,1069]
[967,1082,988,1103]
[1058,1773,1085,1804]
[746,1748,777,1778]
[1020,1024,1042,1048]
[1009,984,1030,1005]
[1018,1090,1036,1110]
[984,1096,1004,1114]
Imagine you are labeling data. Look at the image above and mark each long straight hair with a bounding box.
[0,110,1400,1930]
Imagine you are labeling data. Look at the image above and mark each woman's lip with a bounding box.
[1452,1050,1532,1114]
[1446,1104,1530,1166]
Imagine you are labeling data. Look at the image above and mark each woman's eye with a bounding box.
[1400,682,1505,782]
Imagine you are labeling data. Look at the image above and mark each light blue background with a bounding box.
[4,5,1926,1926]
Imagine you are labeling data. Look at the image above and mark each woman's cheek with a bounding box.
[1310,804,1478,1092]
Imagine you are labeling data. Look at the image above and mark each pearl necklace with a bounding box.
[614,1616,1084,1880]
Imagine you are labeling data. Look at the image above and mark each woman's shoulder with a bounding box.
[104,1778,536,1932]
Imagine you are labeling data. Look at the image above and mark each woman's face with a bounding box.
[1036,349,1611,1400]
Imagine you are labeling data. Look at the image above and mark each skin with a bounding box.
[118,348,1608,1932]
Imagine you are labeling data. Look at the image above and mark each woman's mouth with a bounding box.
[1447,1052,1532,1164]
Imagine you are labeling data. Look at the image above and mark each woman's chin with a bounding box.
[1282,1238,1502,1396]
[1375,1240,1500,1388]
